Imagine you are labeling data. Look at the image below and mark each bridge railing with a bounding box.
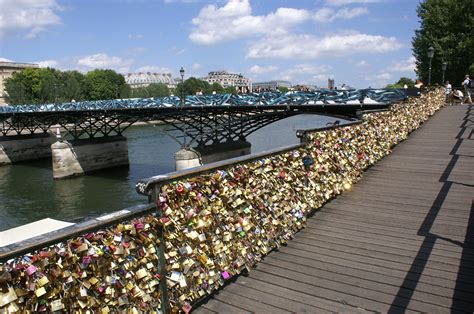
[0,89,409,113]
[0,89,443,312]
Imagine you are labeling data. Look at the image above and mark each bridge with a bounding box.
[0,89,472,312]
[0,89,404,179]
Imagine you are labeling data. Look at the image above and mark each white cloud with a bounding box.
[390,56,416,72]
[0,57,14,62]
[312,74,330,83]
[356,60,369,67]
[280,64,332,84]
[77,53,133,73]
[326,0,382,6]
[128,34,144,40]
[365,72,392,88]
[314,7,368,23]
[249,65,278,74]
[0,0,62,38]
[190,0,310,45]
[191,63,202,70]
[170,46,186,55]
[247,32,402,59]
[135,65,172,73]
[164,0,199,3]
[37,59,58,68]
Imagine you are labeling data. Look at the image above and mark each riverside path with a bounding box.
[193,104,474,313]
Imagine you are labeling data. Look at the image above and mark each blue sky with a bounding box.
[0,0,420,88]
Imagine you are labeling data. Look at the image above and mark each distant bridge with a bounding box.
[0,89,405,146]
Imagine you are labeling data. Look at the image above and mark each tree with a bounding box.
[210,82,225,94]
[61,70,86,102]
[386,77,416,88]
[412,0,474,85]
[131,83,170,98]
[83,69,130,100]
[5,67,129,104]
[4,67,64,104]
[175,77,212,96]
[278,86,289,93]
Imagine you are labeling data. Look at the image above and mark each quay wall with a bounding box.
[0,133,51,165]
[0,89,444,312]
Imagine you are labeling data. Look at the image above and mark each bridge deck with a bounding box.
[193,105,474,313]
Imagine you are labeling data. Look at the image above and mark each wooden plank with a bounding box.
[299,227,469,259]
[267,250,474,299]
[231,276,362,313]
[195,299,249,314]
[259,255,474,309]
[209,290,290,314]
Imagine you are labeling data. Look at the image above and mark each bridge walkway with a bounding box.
[193,105,474,313]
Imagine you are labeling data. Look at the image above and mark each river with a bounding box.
[0,114,339,231]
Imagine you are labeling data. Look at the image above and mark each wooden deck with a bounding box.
[193,105,474,313]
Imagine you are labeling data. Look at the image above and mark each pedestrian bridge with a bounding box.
[0,89,403,179]
[1,89,472,312]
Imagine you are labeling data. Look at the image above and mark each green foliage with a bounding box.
[223,86,237,94]
[4,67,130,105]
[386,77,416,89]
[278,86,289,93]
[83,69,130,101]
[131,83,170,98]
[211,83,225,94]
[5,67,75,104]
[412,0,474,85]
[175,77,212,96]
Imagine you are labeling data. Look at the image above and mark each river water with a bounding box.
[0,115,339,231]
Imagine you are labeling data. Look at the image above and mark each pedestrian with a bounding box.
[445,80,452,103]
[461,75,472,104]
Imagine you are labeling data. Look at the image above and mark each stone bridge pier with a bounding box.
[175,140,251,171]
[51,136,129,179]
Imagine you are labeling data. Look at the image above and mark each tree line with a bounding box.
[5,68,130,105]
[4,68,245,105]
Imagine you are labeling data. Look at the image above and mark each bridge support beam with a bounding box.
[51,136,129,179]
[0,134,52,165]
[175,140,251,171]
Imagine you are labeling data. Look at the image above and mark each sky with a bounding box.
[0,0,421,88]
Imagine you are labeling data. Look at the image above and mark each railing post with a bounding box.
[150,185,170,314]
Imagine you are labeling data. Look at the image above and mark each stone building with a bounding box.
[0,61,38,105]
[202,71,251,93]
[125,72,177,89]
[252,80,291,92]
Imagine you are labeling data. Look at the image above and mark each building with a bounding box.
[202,71,251,93]
[328,78,335,90]
[125,72,177,89]
[0,61,38,105]
[252,80,291,92]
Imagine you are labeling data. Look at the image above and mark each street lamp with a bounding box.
[180,67,185,106]
[427,46,435,85]
[441,62,447,85]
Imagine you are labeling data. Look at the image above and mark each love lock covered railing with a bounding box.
[0,89,443,312]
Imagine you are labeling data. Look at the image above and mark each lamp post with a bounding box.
[179,67,185,106]
[427,46,435,85]
[441,62,447,85]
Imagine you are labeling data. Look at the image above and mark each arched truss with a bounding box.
[0,103,389,148]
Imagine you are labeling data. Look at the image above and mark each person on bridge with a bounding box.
[445,80,452,103]
[462,75,472,104]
